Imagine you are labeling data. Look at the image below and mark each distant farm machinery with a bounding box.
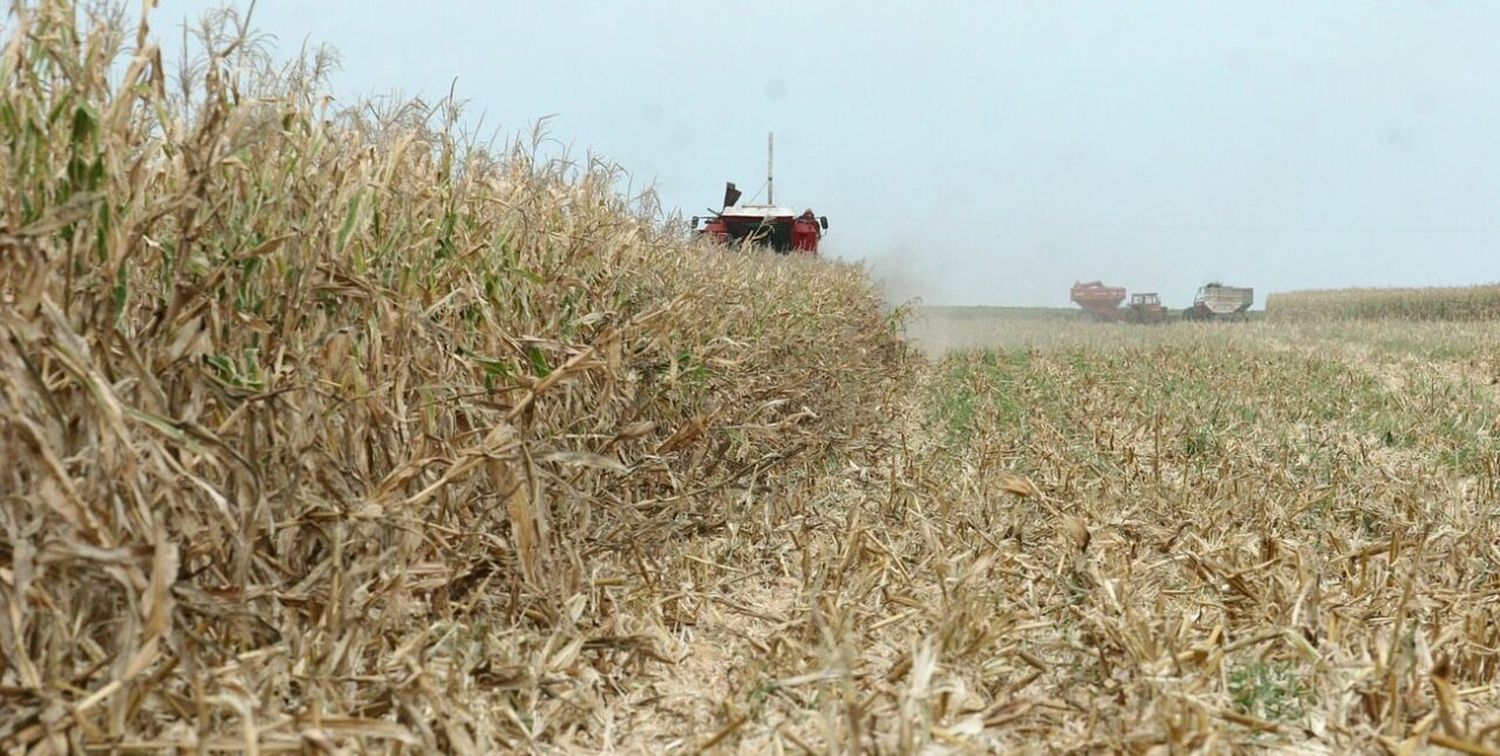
[690,133,828,255]
[1070,281,1253,323]
[1184,283,1254,321]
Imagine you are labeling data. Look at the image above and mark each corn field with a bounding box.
[0,3,907,751]
[1267,284,1500,322]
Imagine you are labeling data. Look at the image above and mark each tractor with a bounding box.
[1069,281,1169,324]
[1124,292,1169,324]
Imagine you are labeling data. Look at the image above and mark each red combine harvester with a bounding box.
[692,133,828,255]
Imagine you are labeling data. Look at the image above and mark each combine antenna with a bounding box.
[767,132,774,205]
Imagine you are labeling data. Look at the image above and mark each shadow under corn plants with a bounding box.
[0,2,910,751]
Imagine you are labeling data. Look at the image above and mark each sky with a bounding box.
[146,0,1500,307]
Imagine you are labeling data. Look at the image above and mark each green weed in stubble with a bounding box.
[1229,660,1309,723]
[933,360,979,445]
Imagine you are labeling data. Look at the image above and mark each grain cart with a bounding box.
[1184,283,1254,321]
[1070,281,1127,321]
[691,133,828,255]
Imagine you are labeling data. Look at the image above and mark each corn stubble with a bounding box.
[915,323,1500,753]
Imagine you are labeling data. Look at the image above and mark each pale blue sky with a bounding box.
[149,1,1500,306]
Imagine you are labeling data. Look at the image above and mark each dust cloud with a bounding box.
[863,243,971,359]
[865,243,937,312]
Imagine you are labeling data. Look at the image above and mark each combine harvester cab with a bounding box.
[1185,283,1254,321]
[1070,281,1127,322]
[692,133,828,255]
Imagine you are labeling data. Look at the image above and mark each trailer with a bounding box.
[1070,281,1127,322]
[1185,283,1254,321]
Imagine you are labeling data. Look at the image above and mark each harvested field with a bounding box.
[902,306,1085,358]
[898,309,1500,752]
[6,4,1500,754]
